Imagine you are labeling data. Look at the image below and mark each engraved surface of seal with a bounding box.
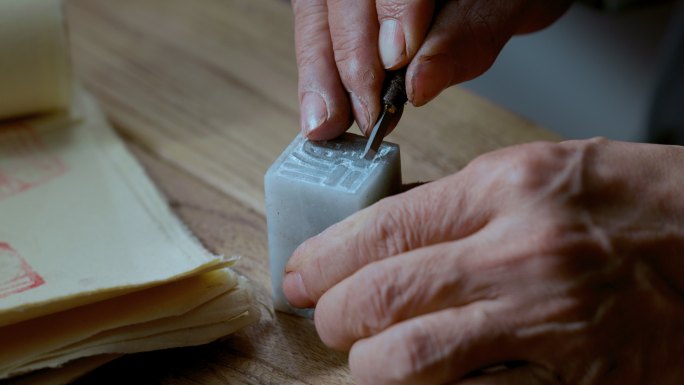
[0,124,66,201]
[0,243,45,299]
[277,136,391,193]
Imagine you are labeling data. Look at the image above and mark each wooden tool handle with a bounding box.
[381,68,408,110]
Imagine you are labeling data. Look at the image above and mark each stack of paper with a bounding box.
[0,0,259,383]
[0,92,259,384]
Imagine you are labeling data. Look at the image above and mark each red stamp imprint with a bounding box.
[0,243,44,299]
[0,124,66,201]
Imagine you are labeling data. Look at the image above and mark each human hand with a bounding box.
[284,138,684,384]
[292,0,571,141]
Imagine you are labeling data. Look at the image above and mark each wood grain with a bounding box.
[65,0,559,215]
[63,0,560,383]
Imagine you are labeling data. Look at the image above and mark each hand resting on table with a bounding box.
[285,138,684,385]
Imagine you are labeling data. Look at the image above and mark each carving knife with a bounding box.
[362,68,408,160]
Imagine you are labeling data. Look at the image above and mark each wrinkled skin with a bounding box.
[284,139,684,385]
[291,0,571,140]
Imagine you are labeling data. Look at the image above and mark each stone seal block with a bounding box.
[265,133,401,315]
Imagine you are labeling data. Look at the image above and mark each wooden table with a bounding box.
[64,0,559,383]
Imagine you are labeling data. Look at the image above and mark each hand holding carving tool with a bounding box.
[362,68,408,160]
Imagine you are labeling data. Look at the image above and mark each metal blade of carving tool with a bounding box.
[362,107,390,160]
[361,68,408,161]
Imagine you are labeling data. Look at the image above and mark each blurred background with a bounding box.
[462,0,684,143]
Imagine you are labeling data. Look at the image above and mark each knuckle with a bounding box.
[363,199,420,258]
[314,296,346,348]
[350,314,458,384]
[296,47,327,69]
[464,6,499,45]
[507,144,559,187]
[561,137,616,189]
[333,53,378,90]
[347,315,438,384]
[293,2,333,69]
[315,261,421,350]
[292,0,325,17]
[377,0,411,19]
[356,263,402,333]
[331,34,360,65]
[294,240,327,300]
[459,5,507,76]
[464,141,591,211]
[497,142,570,193]
[384,322,436,381]
[330,37,380,91]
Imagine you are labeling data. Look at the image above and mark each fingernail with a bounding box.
[283,272,313,307]
[350,93,371,133]
[410,57,449,106]
[379,19,405,69]
[300,92,328,137]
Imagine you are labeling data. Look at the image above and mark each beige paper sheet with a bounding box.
[0,92,233,327]
[0,1,232,326]
[14,314,257,378]
[0,0,259,381]
[3,274,258,379]
[46,277,256,359]
[0,268,239,375]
